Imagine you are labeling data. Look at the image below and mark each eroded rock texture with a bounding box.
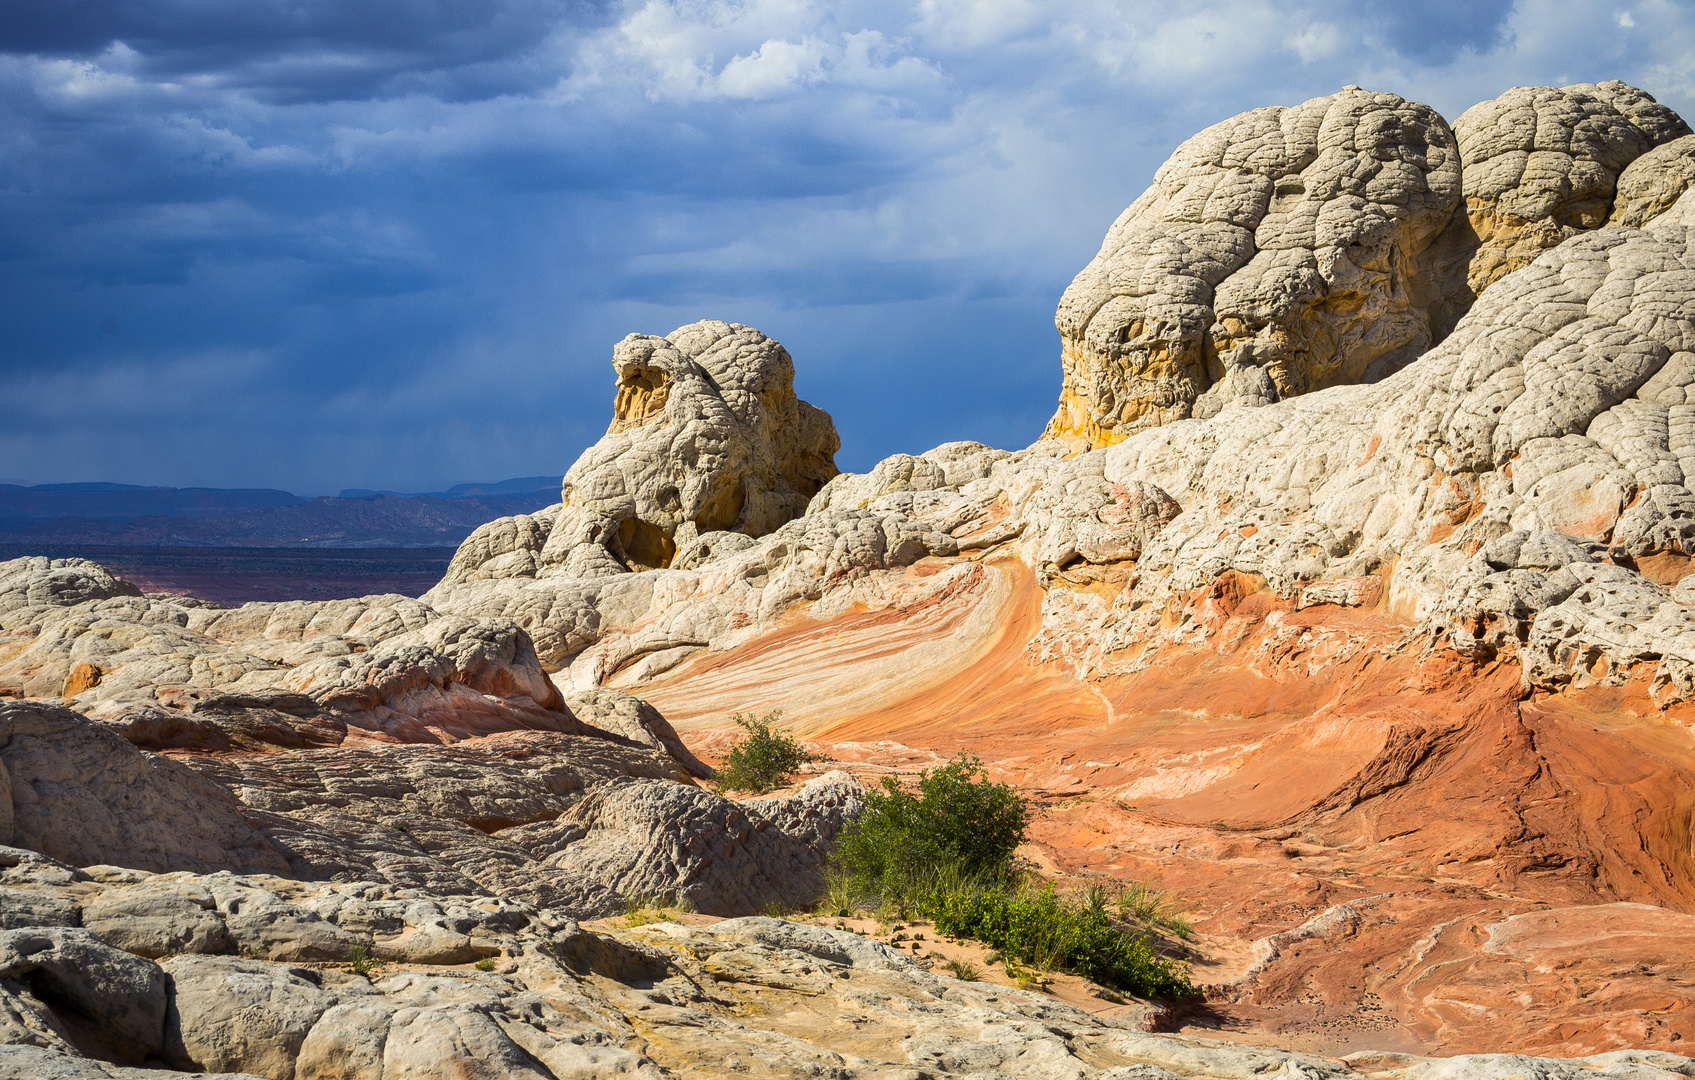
[15,77,1695,1073]
[1049,87,1464,448]
[439,320,838,584]
[1048,80,1692,453]
[4,839,1693,1080]
[1456,81,1690,303]
[400,80,1695,1061]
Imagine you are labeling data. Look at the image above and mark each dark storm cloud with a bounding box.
[2,0,1693,491]
[1,0,616,101]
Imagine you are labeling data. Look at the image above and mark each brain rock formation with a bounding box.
[1452,80,1690,306]
[1051,87,1465,448]
[1051,81,1694,453]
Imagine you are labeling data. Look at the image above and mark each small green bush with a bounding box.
[825,753,1194,1000]
[926,877,1193,999]
[835,754,1029,898]
[713,711,818,794]
[814,869,858,918]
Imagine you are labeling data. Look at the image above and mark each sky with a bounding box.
[4,0,1695,493]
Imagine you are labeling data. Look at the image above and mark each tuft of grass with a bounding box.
[622,891,693,927]
[944,958,981,981]
[814,869,858,918]
[348,942,378,977]
[1115,881,1193,941]
[713,711,819,795]
[473,958,496,972]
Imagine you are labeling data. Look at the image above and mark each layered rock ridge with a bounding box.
[0,564,856,920]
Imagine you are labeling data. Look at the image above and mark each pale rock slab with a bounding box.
[502,770,863,917]
[0,700,286,874]
[0,580,579,746]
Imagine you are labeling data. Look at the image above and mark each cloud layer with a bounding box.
[3,0,1693,491]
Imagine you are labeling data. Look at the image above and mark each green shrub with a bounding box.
[713,711,818,794]
[926,877,1193,999]
[826,753,1193,1000]
[835,754,1029,899]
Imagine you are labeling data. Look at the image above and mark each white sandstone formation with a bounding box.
[0,699,854,919]
[438,320,839,584]
[3,843,1695,1079]
[1049,86,1465,447]
[1455,81,1690,302]
[420,81,1695,714]
[11,76,1695,1079]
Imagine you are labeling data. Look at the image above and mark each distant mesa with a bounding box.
[0,477,560,549]
[337,476,557,499]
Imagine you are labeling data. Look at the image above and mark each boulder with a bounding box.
[504,771,864,917]
[0,700,286,875]
[0,928,165,1066]
[563,688,713,779]
[1452,81,1689,304]
[1610,134,1695,228]
[161,956,334,1078]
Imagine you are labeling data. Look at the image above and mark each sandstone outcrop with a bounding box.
[15,75,1695,1073]
[1456,81,1690,303]
[1045,81,1692,453]
[0,700,286,875]
[0,625,848,921]
[439,320,838,584]
[1049,87,1464,448]
[0,573,574,745]
[501,770,862,917]
[4,832,1692,1080]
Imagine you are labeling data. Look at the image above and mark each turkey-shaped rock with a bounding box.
[441,321,838,584]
